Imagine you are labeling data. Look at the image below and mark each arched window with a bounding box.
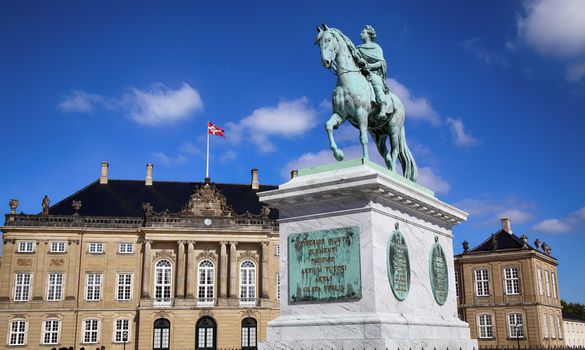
[241,318,257,350]
[196,317,216,350]
[153,318,170,350]
[239,260,256,306]
[154,259,172,306]
[197,260,215,306]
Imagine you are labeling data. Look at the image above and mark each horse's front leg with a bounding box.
[325,112,346,161]
[356,108,369,160]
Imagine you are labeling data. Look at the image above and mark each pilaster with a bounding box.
[186,240,196,298]
[261,240,269,298]
[219,241,228,298]
[141,240,152,298]
[229,241,238,298]
[176,241,186,298]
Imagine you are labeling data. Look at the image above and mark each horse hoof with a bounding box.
[334,150,344,161]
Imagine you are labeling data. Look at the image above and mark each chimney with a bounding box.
[501,217,512,233]
[100,162,109,184]
[291,170,298,179]
[251,168,259,190]
[145,163,154,186]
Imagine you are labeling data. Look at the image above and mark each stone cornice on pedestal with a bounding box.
[258,159,468,228]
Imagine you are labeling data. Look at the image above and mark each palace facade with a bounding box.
[455,218,564,348]
[0,163,281,350]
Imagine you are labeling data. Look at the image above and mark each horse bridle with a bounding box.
[322,31,361,76]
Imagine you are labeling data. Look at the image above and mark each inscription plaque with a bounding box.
[288,226,361,303]
[387,222,410,301]
[429,236,448,305]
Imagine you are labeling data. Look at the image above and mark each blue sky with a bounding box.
[1,1,584,303]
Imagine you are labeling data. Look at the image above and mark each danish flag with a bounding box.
[207,121,225,137]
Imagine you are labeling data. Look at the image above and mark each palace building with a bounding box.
[0,162,281,350]
[454,218,564,348]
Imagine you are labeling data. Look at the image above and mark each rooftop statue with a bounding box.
[316,24,418,182]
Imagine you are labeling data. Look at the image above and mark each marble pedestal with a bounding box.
[258,159,477,350]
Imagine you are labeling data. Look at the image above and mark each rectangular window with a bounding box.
[507,313,525,338]
[545,271,551,297]
[49,241,66,253]
[477,314,494,338]
[543,314,549,338]
[117,273,132,301]
[537,268,543,295]
[455,270,459,297]
[88,242,104,254]
[9,320,27,345]
[474,269,490,296]
[118,243,134,254]
[550,314,556,338]
[551,272,557,298]
[114,319,130,343]
[275,272,281,301]
[42,319,60,345]
[17,241,34,253]
[47,273,64,301]
[83,319,99,343]
[504,267,521,295]
[557,315,562,339]
[14,273,32,301]
[86,273,102,301]
[275,244,280,256]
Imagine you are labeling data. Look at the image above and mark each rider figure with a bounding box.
[356,25,391,118]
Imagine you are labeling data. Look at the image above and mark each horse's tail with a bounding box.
[398,127,418,182]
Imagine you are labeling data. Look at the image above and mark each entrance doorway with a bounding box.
[195,317,216,350]
[153,318,170,350]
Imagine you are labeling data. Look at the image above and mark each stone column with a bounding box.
[261,241,269,298]
[219,241,228,298]
[186,241,195,298]
[141,240,153,298]
[176,241,186,298]
[229,241,238,298]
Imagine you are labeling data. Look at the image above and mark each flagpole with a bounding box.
[206,121,210,179]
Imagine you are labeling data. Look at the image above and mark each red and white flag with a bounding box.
[208,121,225,137]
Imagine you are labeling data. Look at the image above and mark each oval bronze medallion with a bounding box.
[429,236,449,305]
[387,222,410,301]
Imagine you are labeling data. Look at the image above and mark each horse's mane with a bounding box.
[330,28,362,64]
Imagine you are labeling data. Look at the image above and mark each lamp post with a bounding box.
[122,330,128,350]
[515,323,523,349]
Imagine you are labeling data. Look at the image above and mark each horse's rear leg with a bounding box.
[325,113,345,161]
[388,124,401,172]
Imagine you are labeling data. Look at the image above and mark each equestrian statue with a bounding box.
[316,23,418,182]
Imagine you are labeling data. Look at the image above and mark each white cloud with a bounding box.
[281,145,451,194]
[220,150,237,163]
[59,90,110,113]
[446,117,479,148]
[565,61,585,82]
[387,79,441,125]
[461,38,508,67]
[227,97,318,153]
[152,151,188,166]
[123,83,203,126]
[417,167,450,194]
[179,141,202,156]
[58,83,203,126]
[532,206,585,234]
[455,196,535,225]
[517,0,585,58]
[532,219,571,234]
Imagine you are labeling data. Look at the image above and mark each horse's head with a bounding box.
[316,23,338,69]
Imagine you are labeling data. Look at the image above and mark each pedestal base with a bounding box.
[258,160,477,350]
